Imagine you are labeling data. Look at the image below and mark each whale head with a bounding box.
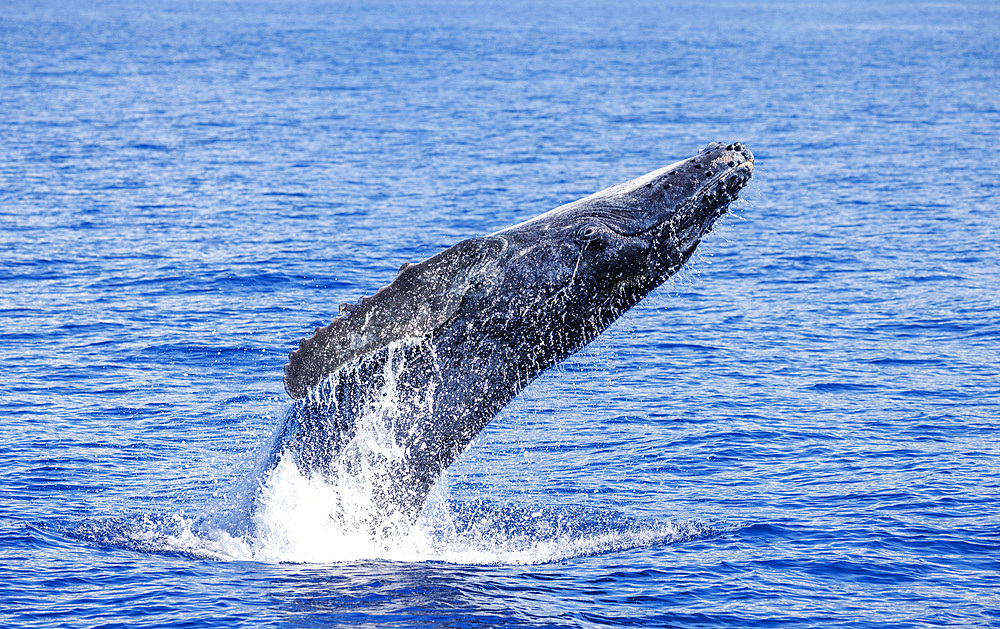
[477,141,754,362]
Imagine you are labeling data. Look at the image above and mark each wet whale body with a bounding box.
[279,142,754,527]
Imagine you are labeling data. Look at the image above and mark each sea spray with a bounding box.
[71,343,717,563]
[249,339,438,556]
[229,332,718,563]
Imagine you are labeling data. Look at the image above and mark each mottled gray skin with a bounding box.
[282,142,753,521]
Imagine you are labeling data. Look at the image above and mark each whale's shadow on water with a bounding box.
[263,558,586,628]
[259,517,739,627]
[260,552,632,628]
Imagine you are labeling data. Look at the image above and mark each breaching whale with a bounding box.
[279,142,753,526]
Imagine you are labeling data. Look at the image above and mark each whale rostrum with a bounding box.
[281,142,754,523]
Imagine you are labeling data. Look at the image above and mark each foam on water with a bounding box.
[71,464,714,565]
[71,338,715,565]
[236,457,711,565]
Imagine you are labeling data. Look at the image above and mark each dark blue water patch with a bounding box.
[261,190,309,198]
[866,357,946,367]
[809,382,885,393]
[2,521,276,627]
[126,142,172,152]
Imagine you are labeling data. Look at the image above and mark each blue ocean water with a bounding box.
[2,0,999,626]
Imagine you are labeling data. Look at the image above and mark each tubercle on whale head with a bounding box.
[638,141,753,280]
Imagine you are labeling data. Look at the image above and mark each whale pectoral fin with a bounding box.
[284,237,501,398]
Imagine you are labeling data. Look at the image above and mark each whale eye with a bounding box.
[577,224,608,247]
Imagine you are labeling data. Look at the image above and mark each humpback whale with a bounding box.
[279,142,753,527]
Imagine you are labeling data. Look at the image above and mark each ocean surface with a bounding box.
[2,0,999,626]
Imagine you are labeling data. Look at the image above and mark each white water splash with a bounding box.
[119,473,714,565]
[76,340,717,564]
